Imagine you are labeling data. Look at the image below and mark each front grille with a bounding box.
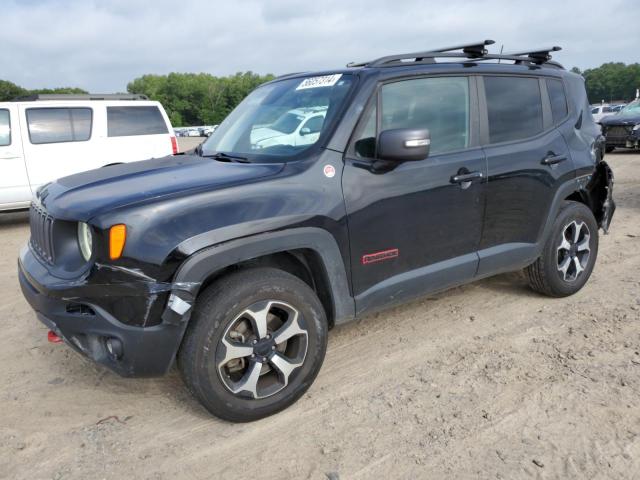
[29,203,56,264]
[605,125,632,140]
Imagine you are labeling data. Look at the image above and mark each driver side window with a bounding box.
[351,76,470,159]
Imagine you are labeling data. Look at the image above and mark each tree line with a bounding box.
[572,63,640,103]
[126,72,275,126]
[0,80,88,101]
[2,63,639,126]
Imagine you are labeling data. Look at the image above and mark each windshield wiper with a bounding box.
[202,151,251,163]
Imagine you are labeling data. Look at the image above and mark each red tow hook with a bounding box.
[47,330,63,343]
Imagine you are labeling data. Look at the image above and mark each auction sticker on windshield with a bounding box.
[296,74,343,90]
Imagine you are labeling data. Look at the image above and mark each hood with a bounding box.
[600,112,640,126]
[38,154,284,221]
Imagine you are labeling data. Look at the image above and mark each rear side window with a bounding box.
[26,108,92,144]
[484,76,543,143]
[107,106,168,137]
[0,109,10,146]
[546,79,568,124]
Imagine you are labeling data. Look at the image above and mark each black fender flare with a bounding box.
[163,227,355,326]
[536,177,584,253]
[533,164,614,261]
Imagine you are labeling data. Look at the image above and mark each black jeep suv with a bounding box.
[19,41,615,421]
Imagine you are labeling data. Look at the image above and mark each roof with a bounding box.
[12,93,149,101]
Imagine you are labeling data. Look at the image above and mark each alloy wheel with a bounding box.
[556,220,591,282]
[216,300,309,399]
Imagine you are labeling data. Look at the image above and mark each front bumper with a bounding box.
[18,246,190,377]
[604,126,640,148]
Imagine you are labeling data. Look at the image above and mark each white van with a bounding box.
[0,94,176,211]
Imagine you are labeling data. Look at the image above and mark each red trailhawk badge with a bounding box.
[362,248,399,265]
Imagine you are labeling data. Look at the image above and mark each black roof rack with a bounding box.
[13,93,149,101]
[346,40,564,69]
[430,39,495,57]
[504,46,562,64]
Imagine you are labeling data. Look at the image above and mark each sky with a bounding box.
[2,0,639,92]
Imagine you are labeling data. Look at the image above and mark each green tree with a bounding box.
[579,63,640,103]
[30,87,88,95]
[127,71,275,126]
[0,80,88,101]
[0,80,27,101]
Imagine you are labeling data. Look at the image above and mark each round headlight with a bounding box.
[77,222,93,261]
[633,124,640,131]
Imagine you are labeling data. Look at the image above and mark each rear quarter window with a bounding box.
[107,106,168,137]
[26,108,92,144]
[546,79,568,124]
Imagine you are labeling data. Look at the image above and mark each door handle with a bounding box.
[541,153,567,166]
[451,171,483,184]
[0,155,21,160]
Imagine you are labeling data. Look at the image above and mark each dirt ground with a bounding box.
[1,152,639,480]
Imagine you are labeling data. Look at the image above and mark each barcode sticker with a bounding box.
[296,74,343,90]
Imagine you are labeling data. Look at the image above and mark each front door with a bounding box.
[0,105,30,209]
[342,75,486,315]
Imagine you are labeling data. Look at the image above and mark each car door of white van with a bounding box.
[19,105,100,190]
[0,105,30,210]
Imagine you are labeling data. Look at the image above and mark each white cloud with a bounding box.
[1,0,638,91]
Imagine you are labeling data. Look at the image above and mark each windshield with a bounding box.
[201,74,354,161]
[621,100,640,115]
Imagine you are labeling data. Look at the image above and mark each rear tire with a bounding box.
[526,201,599,297]
[178,267,328,422]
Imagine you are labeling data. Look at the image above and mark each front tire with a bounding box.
[178,267,328,422]
[526,201,599,297]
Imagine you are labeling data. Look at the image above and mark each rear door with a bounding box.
[0,105,30,209]
[477,75,573,275]
[20,105,96,189]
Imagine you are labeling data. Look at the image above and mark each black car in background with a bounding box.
[18,40,615,422]
[600,100,640,152]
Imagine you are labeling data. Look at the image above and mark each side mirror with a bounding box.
[377,128,430,162]
[300,127,311,136]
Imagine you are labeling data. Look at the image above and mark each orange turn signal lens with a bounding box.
[109,224,127,260]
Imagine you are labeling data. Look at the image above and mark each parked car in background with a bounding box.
[591,104,616,122]
[600,99,640,152]
[200,125,217,137]
[185,128,201,137]
[250,106,327,149]
[0,94,176,211]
